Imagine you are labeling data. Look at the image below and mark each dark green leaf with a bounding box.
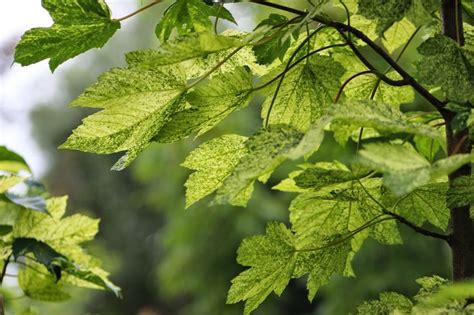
[12,238,66,280]
[357,0,412,34]
[0,146,30,173]
[156,0,236,42]
[447,175,474,208]
[417,34,474,104]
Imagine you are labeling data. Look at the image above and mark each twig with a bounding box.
[334,70,374,103]
[253,43,347,92]
[452,133,470,154]
[249,0,445,110]
[117,1,161,22]
[186,46,243,90]
[356,179,451,242]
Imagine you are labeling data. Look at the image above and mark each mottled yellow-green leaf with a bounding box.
[182,134,248,208]
[139,32,243,68]
[417,34,474,104]
[358,142,473,195]
[382,17,418,53]
[357,0,412,34]
[157,66,253,143]
[447,175,474,209]
[214,125,304,206]
[14,0,120,71]
[227,222,297,315]
[384,183,450,231]
[18,265,70,302]
[133,30,268,79]
[0,175,25,193]
[260,56,345,132]
[61,63,187,170]
[13,200,99,249]
[329,100,441,144]
[344,71,415,107]
[356,292,413,314]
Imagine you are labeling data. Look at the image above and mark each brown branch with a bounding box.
[356,179,451,242]
[383,209,451,242]
[249,0,445,110]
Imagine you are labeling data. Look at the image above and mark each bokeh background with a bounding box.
[0,1,452,314]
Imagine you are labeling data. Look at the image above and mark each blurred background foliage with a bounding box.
[4,1,452,314]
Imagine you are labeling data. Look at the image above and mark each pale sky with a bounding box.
[0,1,138,176]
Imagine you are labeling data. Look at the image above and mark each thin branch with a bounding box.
[185,46,243,90]
[253,43,347,92]
[249,0,445,110]
[214,4,223,34]
[452,133,470,154]
[0,255,11,284]
[334,70,374,103]
[336,30,409,86]
[264,26,326,127]
[384,209,452,242]
[297,216,394,252]
[117,1,161,22]
[368,25,423,100]
[356,179,451,242]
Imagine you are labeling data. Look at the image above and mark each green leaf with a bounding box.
[156,66,254,143]
[383,183,450,231]
[344,72,415,107]
[445,102,473,134]
[131,31,268,79]
[182,134,248,208]
[13,238,121,297]
[0,175,25,193]
[18,266,71,301]
[14,0,120,71]
[417,34,474,103]
[12,238,67,280]
[357,0,412,34]
[329,100,442,144]
[193,119,329,207]
[447,175,474,208]
[356,292,413,314]
[214,125,303,207]
[142,32,242,67]
[227,222,298,315]
[261,56,345,132]
[0,146,30,173]
[290,178,401,252]
[358,143,473,195]
[252,14,292,64]
[293,162,356,190]
[61,62,187,170]
[422,281,474,306]
[156,0,236,42]
[298,236,352,301]
[12,200,121,296]
[382,17,418,53]
[227,220,352,311]
[13,204,99,248]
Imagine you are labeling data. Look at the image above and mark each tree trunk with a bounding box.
[441,0,474,281]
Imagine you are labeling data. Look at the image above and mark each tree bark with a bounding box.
[441,0,474,281]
